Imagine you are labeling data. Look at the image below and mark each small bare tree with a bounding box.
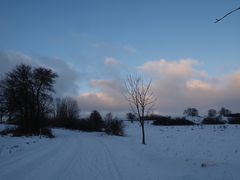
[124,75,155,144]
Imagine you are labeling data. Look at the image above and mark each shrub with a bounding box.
[228,117,240,124]
[0,127,15,136]
[152,116,172,125]
[39,128,54,138]
[48,111,125,135]
[51,110,105,132]
[173,117,195,125]
[0,126,54,138]
[88,110,104,131]
[51,117,79,130]
[105,118,125,136]
[75,118,101,132]
[152,116,194,126]
[126,112,136,123]
[201,117,225,125]
[51,117,94,132]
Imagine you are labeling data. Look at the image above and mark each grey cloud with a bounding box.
[0,51,36,75]
[0,51,80,97]
[38,57,80,96]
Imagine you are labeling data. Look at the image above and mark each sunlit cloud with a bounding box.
[77,79,127,112]
[1,51,240,115]
[139,59,240,114]
[186,80,213,91]
[138,59,199,79]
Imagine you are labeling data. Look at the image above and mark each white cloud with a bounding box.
[74,58,240,115]
[104,57,119,65]
[186,80,213,91]
[3,51,239,115]
[139,59,199,79]
[77,79,127,112]
[138,59,240,115]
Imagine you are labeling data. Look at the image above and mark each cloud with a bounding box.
[186,80,213,91]
[77,79,127,112]
[139,59,199,79]
[139,59,240,115]
[104,57,119,65]
[0,51,36,75]
[40,57,80,96]
[123,45,137,54]
[92,42,137,54]
[2,51,239,116]
[74,58,240,115]
[0,51,80,97]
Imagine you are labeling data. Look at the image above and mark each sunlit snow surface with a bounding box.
[0,122,239,180]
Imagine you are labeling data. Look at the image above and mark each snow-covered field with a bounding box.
[0,122,240,180]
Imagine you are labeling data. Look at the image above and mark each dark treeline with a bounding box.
[1,64,239,137]
[0,64,124,137]
[147,106,240,126]
[0,64,57,136]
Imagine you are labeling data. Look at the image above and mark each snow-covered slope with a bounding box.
[0,123,239,180]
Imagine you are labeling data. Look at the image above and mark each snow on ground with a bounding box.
[0,122,240,180]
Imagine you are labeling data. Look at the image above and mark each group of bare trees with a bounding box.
[183,107,232,118]
[0,64,57,132]
[0,63,125,136]
[55,97,79,121]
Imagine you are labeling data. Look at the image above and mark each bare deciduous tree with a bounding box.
[0,64,57,131]
[124,75,156,144]
[55,97,80,121]
[126,112,136,123]
[183,107,199,117]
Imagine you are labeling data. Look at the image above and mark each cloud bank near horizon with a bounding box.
[1,51,240,115]
[78,59,240,115]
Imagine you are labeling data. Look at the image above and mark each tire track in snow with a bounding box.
[62,134,123,180]
[100,139,123,180]
[0,139,59,167]
[0,130,123,180]
[0,130,79,180]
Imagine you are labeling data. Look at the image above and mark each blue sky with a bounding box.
[0,0,240,115]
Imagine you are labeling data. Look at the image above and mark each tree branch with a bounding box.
[215,6,240,23]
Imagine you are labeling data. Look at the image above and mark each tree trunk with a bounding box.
[36,88,41,130]
[141,122,145,144]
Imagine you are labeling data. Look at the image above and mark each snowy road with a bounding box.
[1,123,240,180]
[0,130,124,180]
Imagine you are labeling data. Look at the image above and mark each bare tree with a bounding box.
[124,75,155,144]
[55,97,80,121]
[183,107,199,117]
[219,107,231,117]
[208,109,217,118]
[126,112,136,123]
[0,64,57,131]
[215,6,240,23]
